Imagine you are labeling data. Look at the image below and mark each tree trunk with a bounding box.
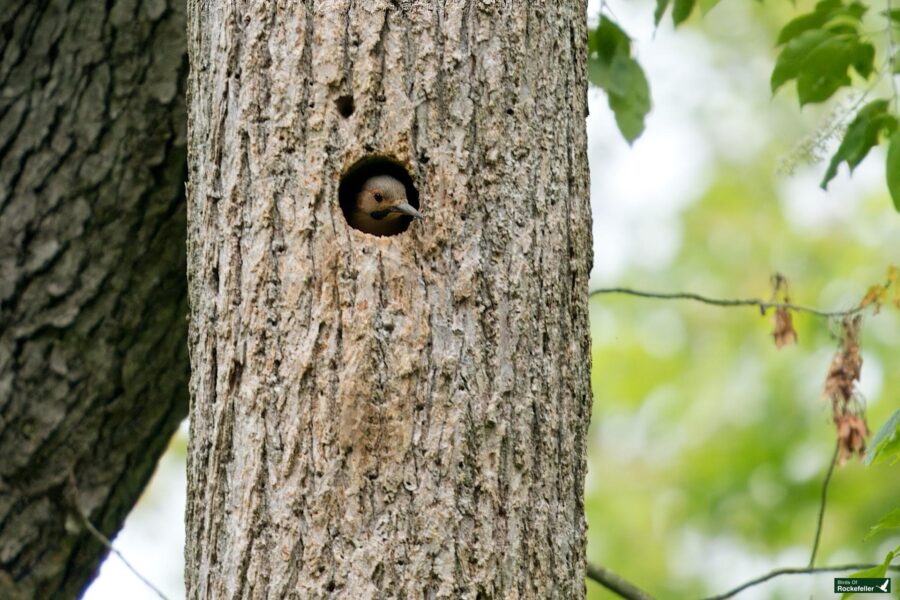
[185,1,592,598]
[0,0,188,597]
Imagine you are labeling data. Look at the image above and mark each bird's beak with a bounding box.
[391,202,424,221]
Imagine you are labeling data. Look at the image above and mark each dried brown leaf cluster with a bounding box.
[770,274,798,348]
[858,265,899,313]
[772,307,798,348]
[824,316,869,464]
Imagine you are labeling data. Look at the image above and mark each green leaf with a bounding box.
[883,8,900,22]
[826,3,869,30]
[655,0,671,26]
[888,132,900,212]
[821,100,898,189]
[795,35,858,104]
[866,408,900,463]
[849,42,875,78]
[873,435,900,465]
[777,0,867,45]
[607,56,651,143]
[588,18,651,144]
[588,17,631,67]
[772,30,830,93]
[771,30,868,103]
[841,550,895,599]
[843,1,868,18]
[865,507,900,540]
[772,30,874,104]
[673,0,697,25]
[778,14,829,45]
[777,0,841,45]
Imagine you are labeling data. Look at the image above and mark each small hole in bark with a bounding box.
[339,156,421,237]
[335,95,355,117]
[506,108,514,115]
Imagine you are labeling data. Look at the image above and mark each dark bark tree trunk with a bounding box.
[186,1,592,598]
[0,0,188,597]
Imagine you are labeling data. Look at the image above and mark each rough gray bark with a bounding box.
[0,0,188,597]
[186,1,591,598]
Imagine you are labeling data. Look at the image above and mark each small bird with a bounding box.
[349,174,423,236]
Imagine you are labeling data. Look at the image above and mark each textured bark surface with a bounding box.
[186,1,591,598]
[0,0,188,597]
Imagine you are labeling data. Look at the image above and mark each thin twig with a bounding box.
[589,287,864,319]
[586,562,656,600]
[702,563,900,600]
[809,441,840,568]
[66,473,170,600]
[77,515,171,600]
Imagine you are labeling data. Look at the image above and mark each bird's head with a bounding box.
[355,175,423,223]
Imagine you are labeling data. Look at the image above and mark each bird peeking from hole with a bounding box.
[349,174,423,236]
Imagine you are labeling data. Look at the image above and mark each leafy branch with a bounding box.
[589,0,900,211]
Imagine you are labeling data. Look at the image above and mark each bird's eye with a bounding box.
[374,192,383,202]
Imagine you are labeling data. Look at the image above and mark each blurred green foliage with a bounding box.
[588,18,652,144]
[585,170,899,597]
[592,0,900,211]
[584,1,900,589]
